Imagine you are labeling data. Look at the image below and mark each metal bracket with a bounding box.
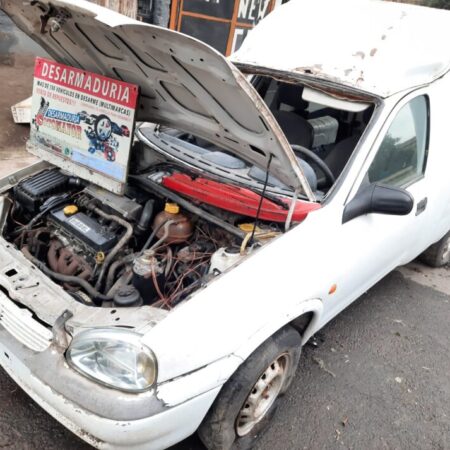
[52,309,73,349]
[30,1,70,34]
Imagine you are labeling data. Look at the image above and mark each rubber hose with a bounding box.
[137,199,155,234]
[92,207,134,291]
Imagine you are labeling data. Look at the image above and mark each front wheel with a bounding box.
[198,326,302,450]
[420,231,450,267]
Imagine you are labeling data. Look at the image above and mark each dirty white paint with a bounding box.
[232,0,450,98]
[0,340,220,449]
[0,0,450,449]
[0,290,53,351]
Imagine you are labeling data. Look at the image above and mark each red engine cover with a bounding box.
[162,173,320,223]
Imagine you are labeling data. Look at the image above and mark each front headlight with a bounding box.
[66,329,157,392]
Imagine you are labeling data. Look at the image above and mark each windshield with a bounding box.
[137,76,374,201]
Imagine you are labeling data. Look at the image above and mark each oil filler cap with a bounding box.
[164,202,180,214]
[63,205,78,216]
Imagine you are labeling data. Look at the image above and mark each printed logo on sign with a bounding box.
[45,109,81,124]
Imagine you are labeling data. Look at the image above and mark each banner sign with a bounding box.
[29,57,139,192]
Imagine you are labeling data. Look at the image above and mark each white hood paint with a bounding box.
[1,0,314,199]
[232,0,450,98]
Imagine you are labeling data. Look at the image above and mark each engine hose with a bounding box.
[104,253,138,294]
[149,220,174,251]
[90,207,134,291]
[12,195,71,236]
[105,221,174,294]
[141,219,172,252]
[21,246,112,304]
[137,199,155,234]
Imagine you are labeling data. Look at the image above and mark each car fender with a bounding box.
[231,298,323,362]
[153,299,322,408]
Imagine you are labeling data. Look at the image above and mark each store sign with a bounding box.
[29,57,139,193]
[171,0,278,56]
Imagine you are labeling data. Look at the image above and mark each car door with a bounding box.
[321,90,432,323]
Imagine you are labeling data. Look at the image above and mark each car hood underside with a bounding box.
[1,0,314,199]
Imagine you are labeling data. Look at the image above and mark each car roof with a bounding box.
[231,0,450,98]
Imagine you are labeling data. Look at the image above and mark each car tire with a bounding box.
[419,231,450,268]
[198,326,302,450]
[94,114,112,142]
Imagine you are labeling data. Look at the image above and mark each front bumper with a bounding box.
[0,326,220,449]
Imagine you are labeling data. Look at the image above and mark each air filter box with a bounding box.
[14,170,69,213]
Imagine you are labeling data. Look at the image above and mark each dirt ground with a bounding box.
[0,11,449,450]
[0,55,38,176]
[0,13,39,177]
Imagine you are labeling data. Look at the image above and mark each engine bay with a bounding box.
[1,166,292,309]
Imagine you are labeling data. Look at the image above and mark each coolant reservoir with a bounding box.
[152,203,193,244]
[209,247,244,274]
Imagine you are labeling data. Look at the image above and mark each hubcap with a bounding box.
[97,118,112,140]
[235,354,290,437]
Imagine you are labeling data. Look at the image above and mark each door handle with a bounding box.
[416,197,428,216]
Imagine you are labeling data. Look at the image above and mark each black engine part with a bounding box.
[14,170,70,213]
[114,286,142,307]
[49,208,118,252]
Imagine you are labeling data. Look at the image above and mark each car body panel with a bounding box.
[231,0,450,98]
[0,332,221,449]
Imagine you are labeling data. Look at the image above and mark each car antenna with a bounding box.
[285,188,299,232]
[250,154,273,245]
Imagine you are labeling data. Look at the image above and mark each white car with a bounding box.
[1,0,450,449]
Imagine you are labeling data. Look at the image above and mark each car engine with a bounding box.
[3,168,266,308]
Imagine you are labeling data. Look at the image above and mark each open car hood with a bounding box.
[1,0,314,199]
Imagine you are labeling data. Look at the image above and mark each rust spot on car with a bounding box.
[293,64,323,76]
[356,71,365,85]
[370,48,378,57]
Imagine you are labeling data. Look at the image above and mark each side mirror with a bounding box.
[343,183,414,224]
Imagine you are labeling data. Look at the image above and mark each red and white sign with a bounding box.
[29,57,139,192]
[33,58,138,109]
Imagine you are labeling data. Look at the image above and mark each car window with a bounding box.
[366,95,429,188]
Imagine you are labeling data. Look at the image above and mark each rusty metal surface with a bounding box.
[231,0,450,98]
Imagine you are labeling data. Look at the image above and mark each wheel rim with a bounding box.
[442,237,450,263]
[235,353,290,437]
[97,118,112,141]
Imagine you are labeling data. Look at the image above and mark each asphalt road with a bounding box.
[0,267,449,450]
[0,11,449,450]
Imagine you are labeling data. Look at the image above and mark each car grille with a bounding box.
[0,291,52,352]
